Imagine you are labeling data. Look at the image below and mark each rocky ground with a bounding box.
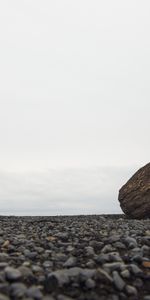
[0,215,150,300]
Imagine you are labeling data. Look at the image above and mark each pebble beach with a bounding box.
[0,215,150,300]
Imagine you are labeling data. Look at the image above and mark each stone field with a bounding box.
[0,215,150,300]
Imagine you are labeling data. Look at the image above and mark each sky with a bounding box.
[0,1,149,214]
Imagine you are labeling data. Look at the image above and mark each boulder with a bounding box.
[118,163,150,219]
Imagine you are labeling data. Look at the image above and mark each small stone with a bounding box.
[85,246,95,257]
[10,282,27,298]
[113,242,126,250]
[22,261,31,267]
[67,267,82,277]
[108,252,123,262]
[113,271,125,291]
[103,262,125,272]
[120,269,130,279]
[133,278,143,288]
[26,286,43,299]
[85,278,95,289]
[96,268,113,283]
[0,253,9,262]
[96,253,109,264]
[111,295,119,300]
[131,254,143,263]
[43,296,55,300]
[145,231,150,236]
[57,295,74,300]
[80,268,96,279]
[46,270,69,291]
[129,264,142,275]
[18,266,33,280]
[2,241,10,248]
[32,265,43,274]
[46,236,56,242]
[101,244,114,253]
[142,261,150,268]
[0,294,9,300]
[43,261,53,268]
[66,245,74,253]
[144,296,150,300]
[109,235,120,243]
[63,256,76,267]
[125,237,137,248]
[0,263,8,269]
[126,285,137,295]
[5,266,22,282]
[86,259,95,268]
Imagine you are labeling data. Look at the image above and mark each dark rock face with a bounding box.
[118,163,150,219]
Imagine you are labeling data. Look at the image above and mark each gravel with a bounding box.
[0,214,149,299]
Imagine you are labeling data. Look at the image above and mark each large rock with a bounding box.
[118,163,150,219]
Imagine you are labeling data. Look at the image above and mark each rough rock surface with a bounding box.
[118,163,150,219]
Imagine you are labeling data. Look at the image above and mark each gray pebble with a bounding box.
[129,263,142,275]
[5,266,22,281]
[126,285,137,295]
[26,286,43,299]
[43,260,53,268]
[113,271,125,291]
[103,262,125,272]
[125,236,137,248]
[85,278,96,289]
[120,269,130,279]
[0,294,9,300]
[10,282,27,298]
[85,246,95,257]
[57,295,74,300]
[63,256,76,267]
[101,244,114,253]
[47,270,69,288]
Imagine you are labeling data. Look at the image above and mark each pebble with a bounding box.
[26,286,43,299]
[126,285,137,295]
[4,267,22,281]
[112,271,126,291]
[129,263,142,275]
[125,237,137,248]
[0,294,9,300]
[63,256,76,267]
[85,278,96,289]
[57,295,74,300]
[10,282,27,298]
[0,215,150,299]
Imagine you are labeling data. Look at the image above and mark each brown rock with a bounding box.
[118,163,150,219]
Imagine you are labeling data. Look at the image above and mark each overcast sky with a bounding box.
[0,1,149,214]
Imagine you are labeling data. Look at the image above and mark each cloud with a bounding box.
[0,166,137,215]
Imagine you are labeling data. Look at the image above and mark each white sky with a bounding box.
[0,0,149,171]
[0,1,149,214]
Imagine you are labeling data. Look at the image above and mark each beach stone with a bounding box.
[120,269,130,279]
[63,256,77,267]
[118,163,150,218]
[10,282,27,298]
[85,278,96,289]
[112,271,125,291]
[126,285,137,296]
[5,266,22,281]
[26,286,43,299]
[0,294,9,300]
